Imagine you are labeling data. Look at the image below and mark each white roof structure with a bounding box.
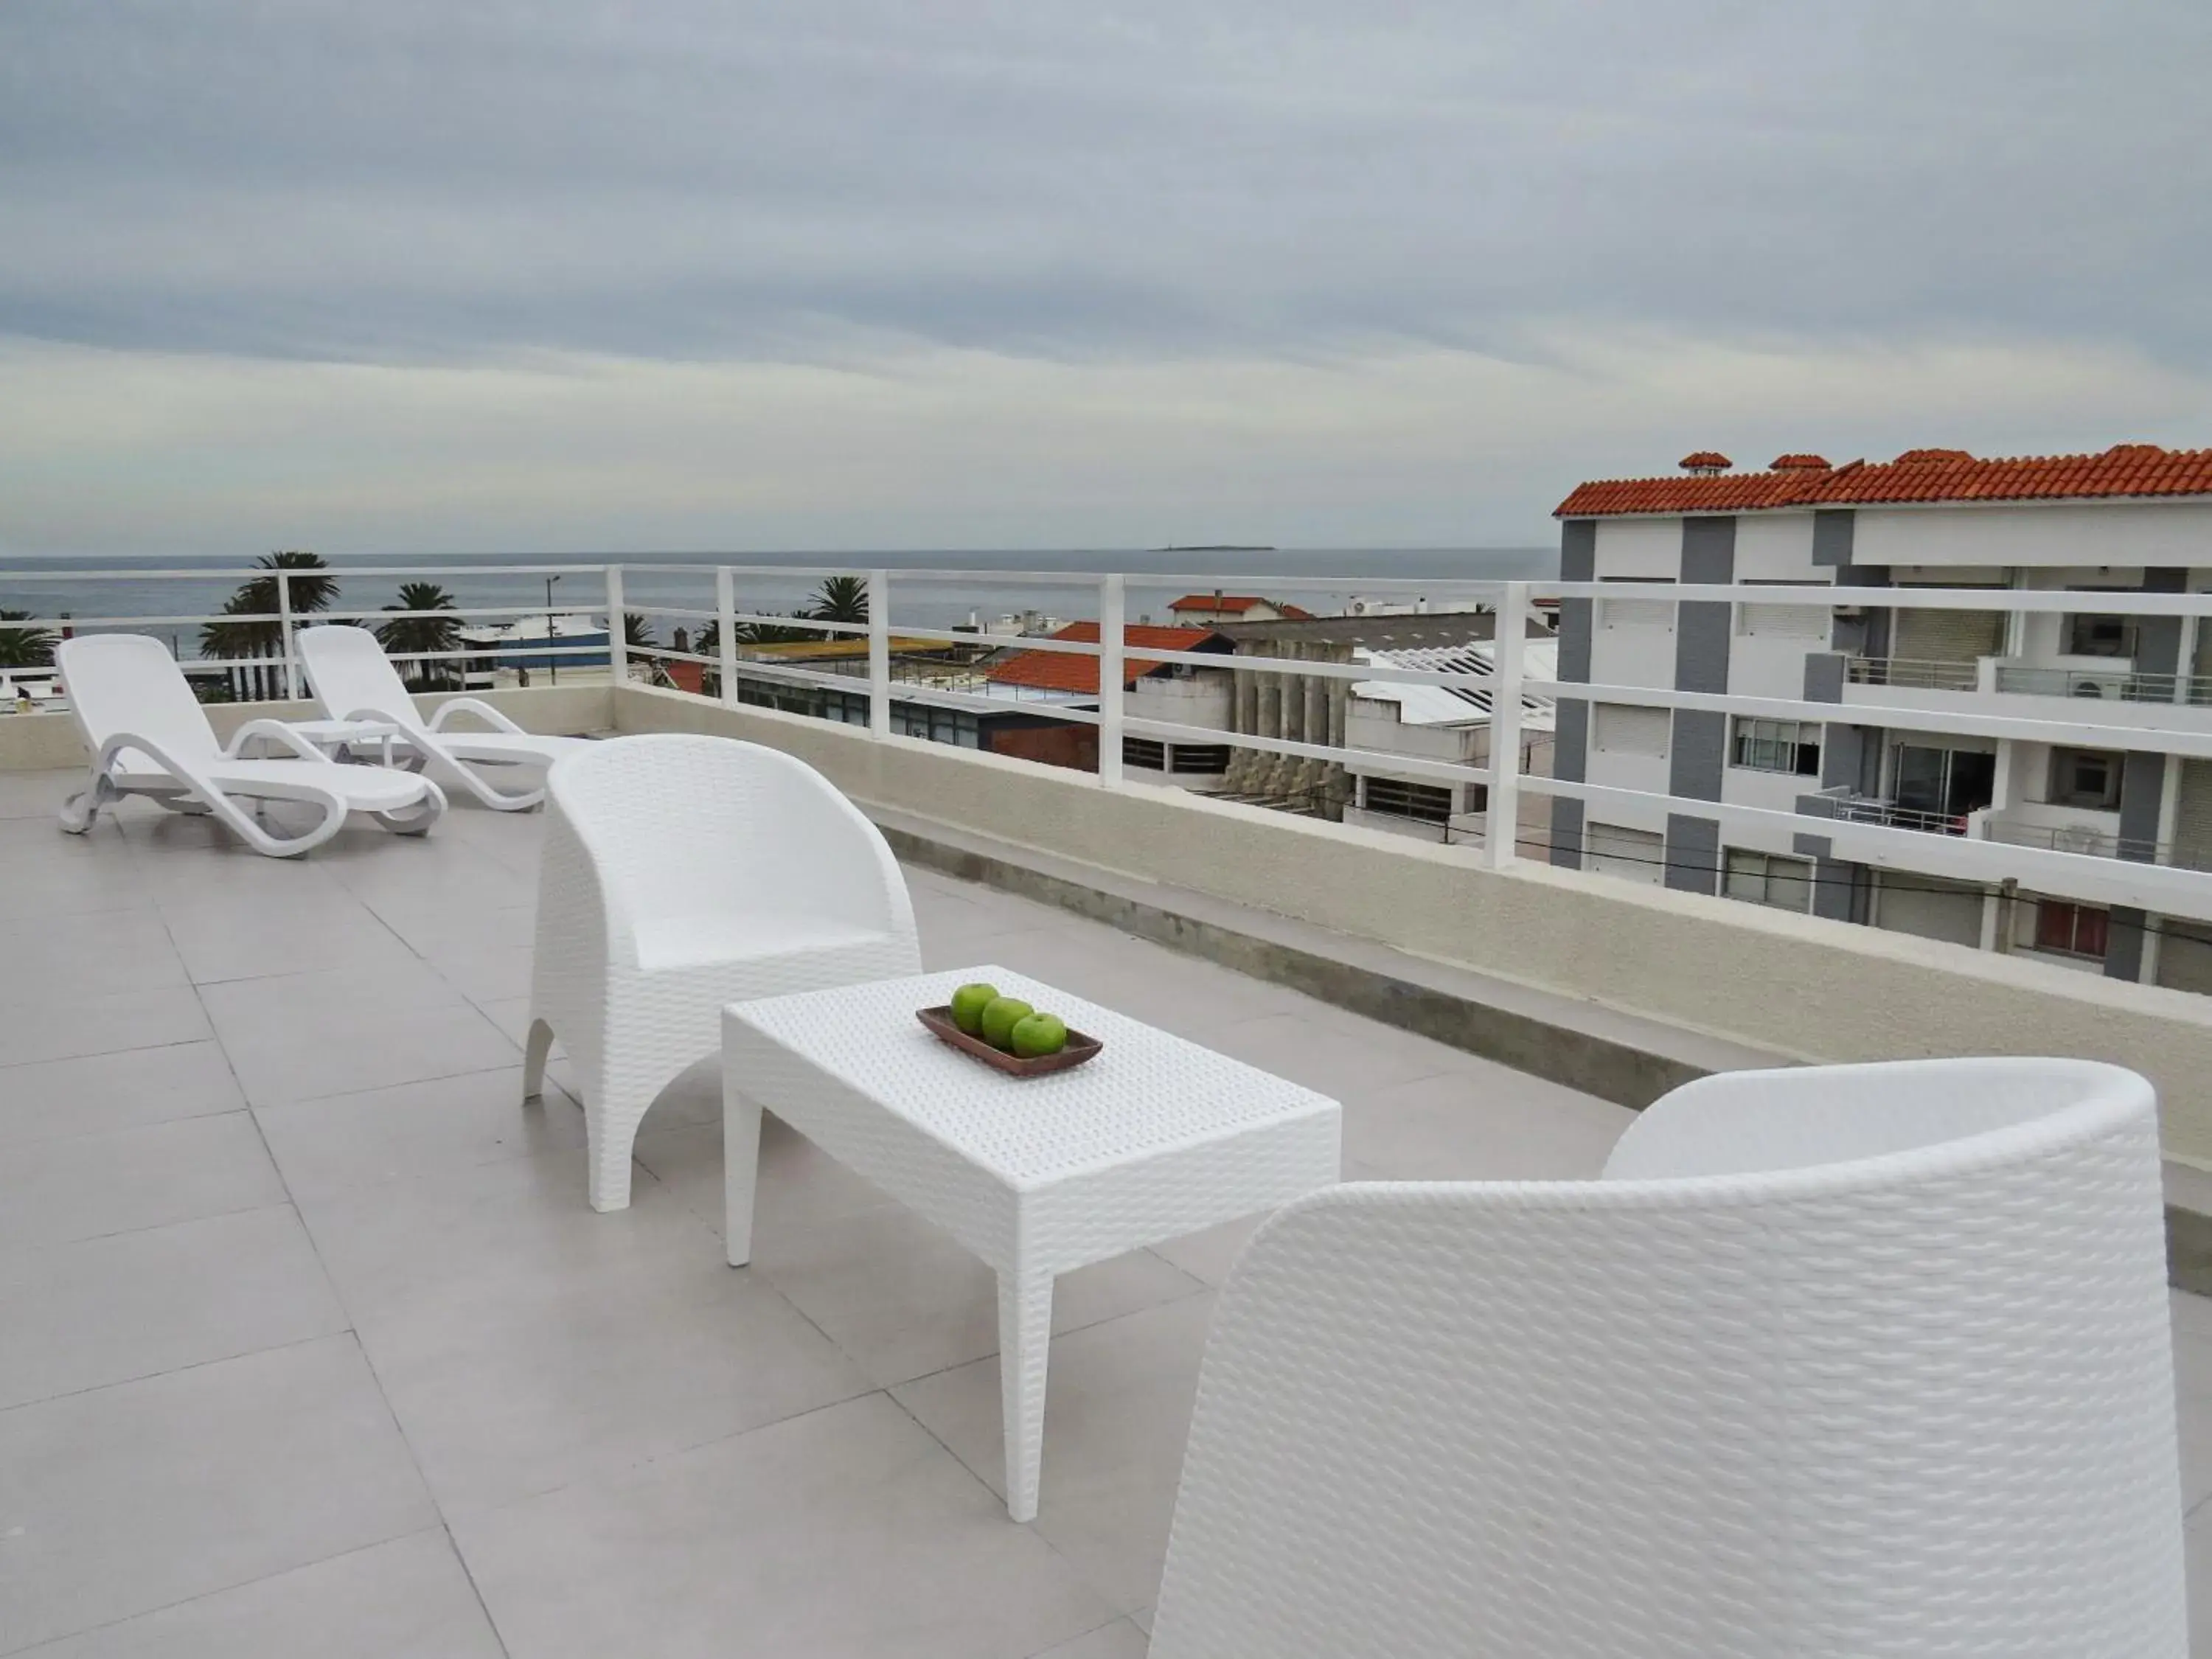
[1351,638,1558,732]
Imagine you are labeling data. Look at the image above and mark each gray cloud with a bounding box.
[6,0,2208,368]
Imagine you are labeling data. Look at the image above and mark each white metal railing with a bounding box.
[17,563,2212,924]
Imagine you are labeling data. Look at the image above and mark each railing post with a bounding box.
[1484,582,1526,869]
[717,566,739,709]
[276,568,299,702]
[1098,574,1124,787]
[605,566,627,687]
[867,568,891,740]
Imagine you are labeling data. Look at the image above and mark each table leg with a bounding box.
[723,1078,763,1268]
[998,1269,1054,1523]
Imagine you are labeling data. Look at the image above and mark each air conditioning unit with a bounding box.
[2071,678,2119,700]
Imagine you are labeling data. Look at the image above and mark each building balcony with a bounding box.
[1840,652,2212,734]
[1820,790,1975,836]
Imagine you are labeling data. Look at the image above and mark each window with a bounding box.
[1585,822,1664,885]
[1722,849,1815,913]
[1893,745,1996,821]
[2048,747,2124,810]
[2035,900,2110,959]
[1731,717,1821,776]
[2065,613,2137,658]
[1121,737,1167,771]
[893,705,980,747]
[1593,703,1670,758]
[1598,576,1674,630]
[1169,744,1231,775]
[1362,776,1455,824]
[1736,602,1831,640]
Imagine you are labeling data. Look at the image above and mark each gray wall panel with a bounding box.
[1811,509,1855,568]
[1669,709,1727,801]
[1664,813,1720,895]
[1550,796,1585,869]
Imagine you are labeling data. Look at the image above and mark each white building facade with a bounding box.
[1551,445,2212,990]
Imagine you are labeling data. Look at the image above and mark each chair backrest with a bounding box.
[1149,1058,2184,1658]
[298,625,419,726]
[56,634,223,765]
[544,733,913,942]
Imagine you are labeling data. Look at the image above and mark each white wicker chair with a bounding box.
[524,734,921,1211]
[1150,1057,2185,1658]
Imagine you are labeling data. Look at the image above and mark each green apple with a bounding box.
[949,981,999,1035]
[1010,1012,1068,1058]
[980,995,1034,1051]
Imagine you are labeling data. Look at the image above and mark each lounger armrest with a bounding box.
[428,697,526,735]
[223,719,335,763]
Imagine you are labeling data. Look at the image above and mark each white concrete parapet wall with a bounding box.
[612,681,2212,1168]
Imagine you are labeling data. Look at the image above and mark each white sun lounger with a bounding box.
[299,625,588,811]
[55,633,447,857]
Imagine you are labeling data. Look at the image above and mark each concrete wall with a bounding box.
[613,682,2212,1166]
[1854,501,2212,568]
[0,684,615,773]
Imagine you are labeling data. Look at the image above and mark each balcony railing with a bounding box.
[1844,657,1980,692]
[1991,664,2212,705]
[1827,796,1973,836]
[18,565,2212,928]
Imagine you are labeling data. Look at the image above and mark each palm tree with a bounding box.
[810,575,869,626]
[622,613,674,688]
[200,594,279,700]
[202,550,335,701]
[376,582,463,689]
[239,550,338,620]
[0,609,55,669]
[693,619,722,698]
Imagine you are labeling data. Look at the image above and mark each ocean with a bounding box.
[0,547,1557,641]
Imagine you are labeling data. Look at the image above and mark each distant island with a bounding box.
[1150,543,1276,553]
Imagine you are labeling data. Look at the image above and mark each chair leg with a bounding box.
[521,1018,554,1102]
[581,1085,652,1214]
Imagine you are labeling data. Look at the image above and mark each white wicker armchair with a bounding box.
[524,734,920,1211]
[1150,1057,2185,1658]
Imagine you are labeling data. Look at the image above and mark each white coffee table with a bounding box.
[723,965,1340,1521]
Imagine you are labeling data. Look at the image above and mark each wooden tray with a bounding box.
[917,1005,1104,1077]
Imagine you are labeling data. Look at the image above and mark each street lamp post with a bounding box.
[544,575,561,686]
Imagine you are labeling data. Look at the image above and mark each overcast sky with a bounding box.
[3,0,2208,554]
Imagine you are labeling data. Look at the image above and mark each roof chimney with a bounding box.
[1770,453,1831,471]
[1679,451,1732,475]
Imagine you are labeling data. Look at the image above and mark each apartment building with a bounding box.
[1550,444,2212,990]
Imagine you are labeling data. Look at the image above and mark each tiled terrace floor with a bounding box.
[0,765,2208,1654]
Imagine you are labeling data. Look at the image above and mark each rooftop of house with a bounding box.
[5,751,2211,1651]
[1205,611,1551,651]
[982,620,1231,697]
[0,765,1691,1651]
[1351,638,1561,731]
[1556,442,2212,517]
[1164,595,1316,619]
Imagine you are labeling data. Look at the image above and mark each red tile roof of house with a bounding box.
[1557,444,2212,517]
[984,622,1225,697]
[1166,595,1315,621]
[1168,594,1267,612]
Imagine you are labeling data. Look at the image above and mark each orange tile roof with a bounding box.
[1556,443,2212,517]
[1168,594,1269,612]
[984,621,1222,696]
